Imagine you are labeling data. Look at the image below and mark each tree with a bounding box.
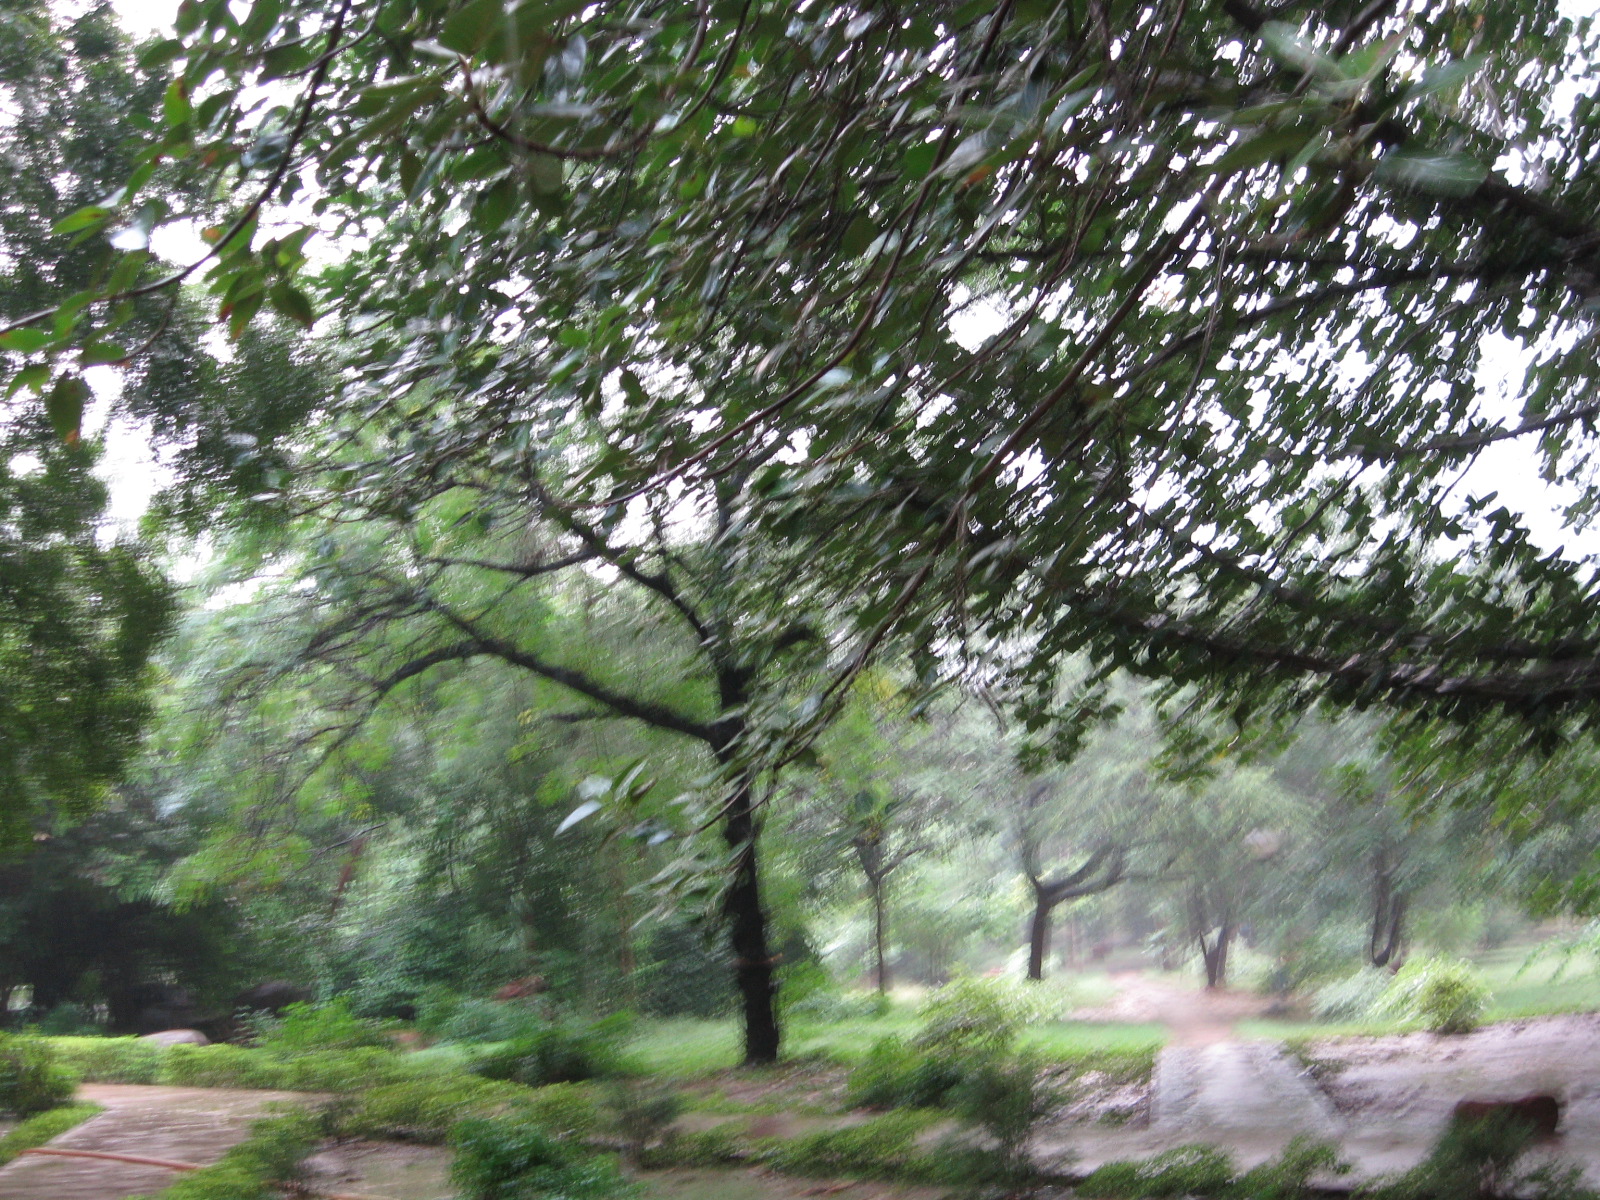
[14,0,1600,741]
[793,688,967,994]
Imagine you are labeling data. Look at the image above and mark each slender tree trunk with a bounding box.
[871,878,889,995]
[1369,850,1406,969]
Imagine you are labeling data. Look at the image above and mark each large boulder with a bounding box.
[141,1029,210,1046]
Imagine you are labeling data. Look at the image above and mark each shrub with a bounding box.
[912,976,1027,1056]
[159,1044,410,1092]
[761,1111,932,1178]
[32,1004,103,1037]
[449,1116,633,1200]
[1364,1111,1594,1200]
[421,995,552,1045]
[1310,968,1392,1021]
[1081,1139,1347,1199]
[1082,1144,1240,1198]
[0,1102,102,1166]
[950,1052,1055,1170]
[846,1036,971,1109]
[467,1015,629,1086]
[0,1034,74,1116]
[335,1076,529,1143]
[603,1078,681,1162]
[248,998,394,1053]
[1381,957,1491,1034]
[44,1036,162,1084]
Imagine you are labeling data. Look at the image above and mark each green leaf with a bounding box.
[438,0,502,57]
[0,328,52,354]
[841,214,877,257]
[901,142,939,179]
[1403,56,1486,103]
[1372,148,1488,197]
[268,283,316,328]
[1258,21,1338,79]
[45,374,89,443]
[80,341,127,366]
[5,364,49,398]
[52,206,112,235]
[163,79,194,131]
[1213,128,1313,174]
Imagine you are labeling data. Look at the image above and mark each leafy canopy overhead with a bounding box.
[10,0,1600,747]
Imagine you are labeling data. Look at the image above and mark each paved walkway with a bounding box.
[0,1084,306,1200]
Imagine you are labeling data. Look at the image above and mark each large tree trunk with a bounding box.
[715,721,780,1064]
[1198,922,1232,988]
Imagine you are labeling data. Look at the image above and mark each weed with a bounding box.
[449,1115,634,1200]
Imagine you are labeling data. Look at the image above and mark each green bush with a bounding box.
[0,1034,75,1116]
[159,1044,410,1092]
[0,1102,102,1166]
[32,1004,104,1037]
[248,998,394,1053]
[846,1036,972,1109]
[1082,1144,1240,1198]
[1364,1111,1594,1200]
[1081,1139,1347,1199]
[449,1116,633,1200]
[467,1014,629,1086]
[137,1111,319,1200]
[334,1075,530,1142]
[912,976,1026,1056]
[1381,957,1491,1034]
[1311,968,1392,1021]
[44,1036,163,1084]
[761,1111,932,1178]
[421,994,552,1044]
[950,1052,1054,1169]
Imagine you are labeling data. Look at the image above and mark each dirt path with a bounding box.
[0,1084,308,1200]
[1075,970,1281,1045]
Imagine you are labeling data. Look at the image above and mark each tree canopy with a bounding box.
[8,0,1600,745]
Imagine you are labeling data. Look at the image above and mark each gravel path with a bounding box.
[0,1084,308,1200]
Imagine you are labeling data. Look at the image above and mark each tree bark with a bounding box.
[1369,850,1406,969]
[871,878,890,995]
[722,773,779,1063]
[713,673,780,1065]
[1027,892,1053,981]
[1024,845,1126,981]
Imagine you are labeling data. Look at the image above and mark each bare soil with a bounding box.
[302,1139,456,1200]
[1071,970,1286,1046]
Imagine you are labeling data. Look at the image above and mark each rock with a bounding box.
[141,1029,210,1046]
[234,981,311,1015]
[1451,1093,1562,1140]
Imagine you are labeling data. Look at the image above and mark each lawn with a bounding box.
[627,1012,1165,1077]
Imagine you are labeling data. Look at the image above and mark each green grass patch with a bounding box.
[0,1102,103,1166]
[627,1020,744,1077]
[629,1015,1164,1078]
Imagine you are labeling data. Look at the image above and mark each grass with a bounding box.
[0,1102,103,1166]
[627,1014,1165,1077]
